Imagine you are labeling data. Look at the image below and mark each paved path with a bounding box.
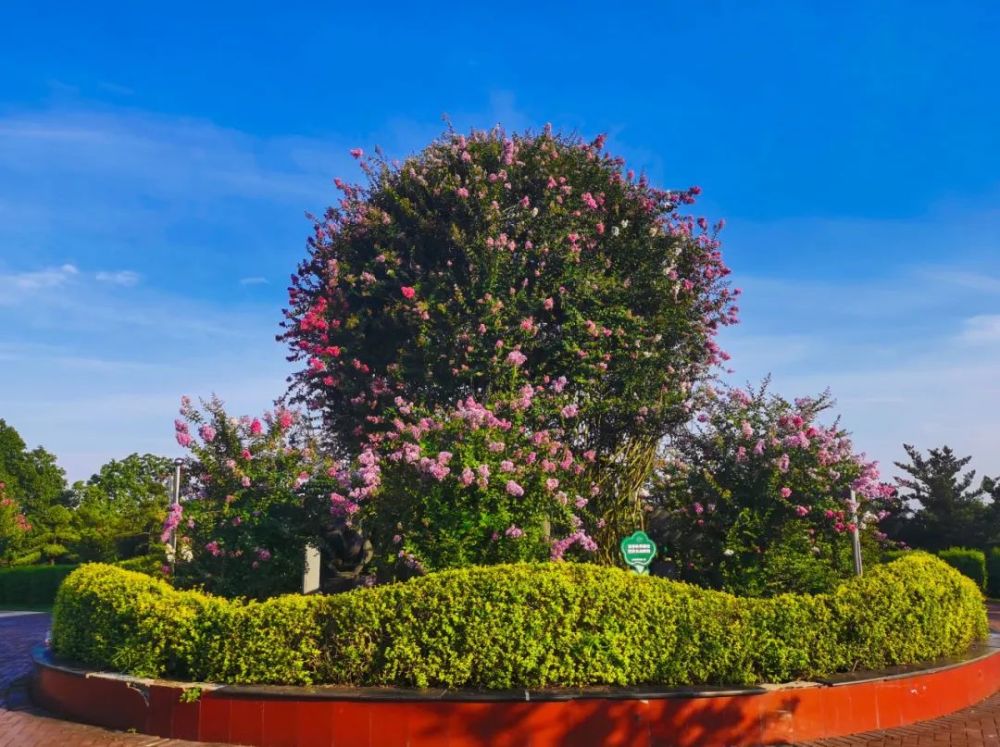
[2,610,1000,746]
[0,613,228,747]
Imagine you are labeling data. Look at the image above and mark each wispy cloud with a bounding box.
[96,270,141,286]
[959,315,1000,344]
[239,276,269,285]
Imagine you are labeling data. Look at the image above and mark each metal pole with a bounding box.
[850,488,863,576]
[171,458,183,570]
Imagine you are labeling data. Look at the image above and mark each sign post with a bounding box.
[620,530,657,574]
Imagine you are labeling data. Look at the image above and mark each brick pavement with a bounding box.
[2,610,1000,746]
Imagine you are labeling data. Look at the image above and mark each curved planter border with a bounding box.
[32,639,1000,747]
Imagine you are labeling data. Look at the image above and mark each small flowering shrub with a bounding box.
[168,396,330,599]
[648,382,899,596]
[52,554,986,688]
[369,379,599,574]
[281,126,739,555]
[0,482,30,565]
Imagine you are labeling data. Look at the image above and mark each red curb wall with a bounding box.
[32,648,1000,747]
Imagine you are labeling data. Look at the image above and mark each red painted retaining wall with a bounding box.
[31,645,1000,747]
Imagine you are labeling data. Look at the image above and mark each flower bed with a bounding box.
[51,553,986,690]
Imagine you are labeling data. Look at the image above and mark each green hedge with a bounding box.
[988,548,1000,599]
[0,565,78,607]
[938,547,986,590]
[51,553,987,689]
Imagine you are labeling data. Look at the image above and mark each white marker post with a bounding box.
[850,488,863,576]
[303,544,321,594]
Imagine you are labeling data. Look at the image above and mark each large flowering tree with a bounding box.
[281,127,738,558]
[647,382,898,595]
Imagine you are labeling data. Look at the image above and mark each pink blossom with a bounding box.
[349,148,363,159]
[507,350,527,366]
[794,505,810,517]
[250,418,263,435]
[545,478,560,492]
[241,476,251,487]
[505,525,524,539]
[500,460,515,472]
[459,467,475,486]
[198,425,217,443]
[560,404,579,418]
[456,187,470,198]
[400,286,416,299]
[505,480,524,497]
[176,432,192,448]
[780,487,792,499]
[543,297,554,310]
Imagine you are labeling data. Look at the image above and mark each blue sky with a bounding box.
[1,1,998,483]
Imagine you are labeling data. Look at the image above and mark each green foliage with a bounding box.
[937,547,986,590]
[52,553,986,689]
[70,453,173,562]
[0,564,77,606]
[114,555,162,576]
[882,548,912,563]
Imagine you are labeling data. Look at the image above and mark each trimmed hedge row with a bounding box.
[51,553,987,690]
[938,548,987,590]
[988,548,1000,599]
[0,565,78,607]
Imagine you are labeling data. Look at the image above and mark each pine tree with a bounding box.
[890,444,990,550]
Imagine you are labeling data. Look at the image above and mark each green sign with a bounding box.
[620,531,657,574]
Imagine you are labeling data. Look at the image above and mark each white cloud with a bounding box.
[96,270,141,286]
[0,264,78,304]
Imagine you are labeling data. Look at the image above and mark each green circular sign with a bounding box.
[620,530,657,574]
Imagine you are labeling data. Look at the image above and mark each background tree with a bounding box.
[281,127,738,558]
[70,453,173,561]
[0,419,68,517]
[0,482,31,565]
[886,444,991,551]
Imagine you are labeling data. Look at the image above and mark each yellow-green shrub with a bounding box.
[51,553,987,689]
